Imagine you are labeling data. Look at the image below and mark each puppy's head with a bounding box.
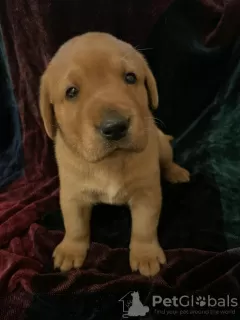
[40,32,158,162]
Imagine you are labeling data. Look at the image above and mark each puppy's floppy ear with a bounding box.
[142,58,159,110]
[39,71,55,139]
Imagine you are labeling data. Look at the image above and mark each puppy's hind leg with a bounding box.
[158,130,190,184]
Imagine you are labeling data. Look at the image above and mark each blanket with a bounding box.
[0,0,240,319]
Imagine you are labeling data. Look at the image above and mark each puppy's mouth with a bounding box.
[86,111,148,162]
[103,139,136,154]
[89,139,145,163]
[56,110,147,163]
[90,110,145,159]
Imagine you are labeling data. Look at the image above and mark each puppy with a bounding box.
[39,32,190,277]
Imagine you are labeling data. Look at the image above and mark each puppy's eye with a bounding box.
[124,72,137,84]
[65,86,79,99]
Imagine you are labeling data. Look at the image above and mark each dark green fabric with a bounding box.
[178,39,240,249]
[145,0,240,251]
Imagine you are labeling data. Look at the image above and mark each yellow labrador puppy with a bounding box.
[39,32,190,276]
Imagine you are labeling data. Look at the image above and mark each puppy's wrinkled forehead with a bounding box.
[48,32,143,83]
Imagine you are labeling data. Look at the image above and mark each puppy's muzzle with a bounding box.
[99,111,130,141]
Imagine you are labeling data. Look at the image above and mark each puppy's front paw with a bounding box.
[163,163,190,184]
[53,238,89,272]
[130,241,166,277]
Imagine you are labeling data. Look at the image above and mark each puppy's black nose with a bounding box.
[99,114,129,141]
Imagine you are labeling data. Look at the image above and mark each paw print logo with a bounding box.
[195,296,206,307]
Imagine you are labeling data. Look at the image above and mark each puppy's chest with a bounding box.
[102,180,124,204]
[83,172,127,205]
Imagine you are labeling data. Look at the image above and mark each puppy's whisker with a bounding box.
[136,47,153,52]
[153,118,166,129]
[144,116,166,129]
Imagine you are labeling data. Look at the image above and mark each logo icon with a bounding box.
[195,296,206,307]
[119,291,150,318]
